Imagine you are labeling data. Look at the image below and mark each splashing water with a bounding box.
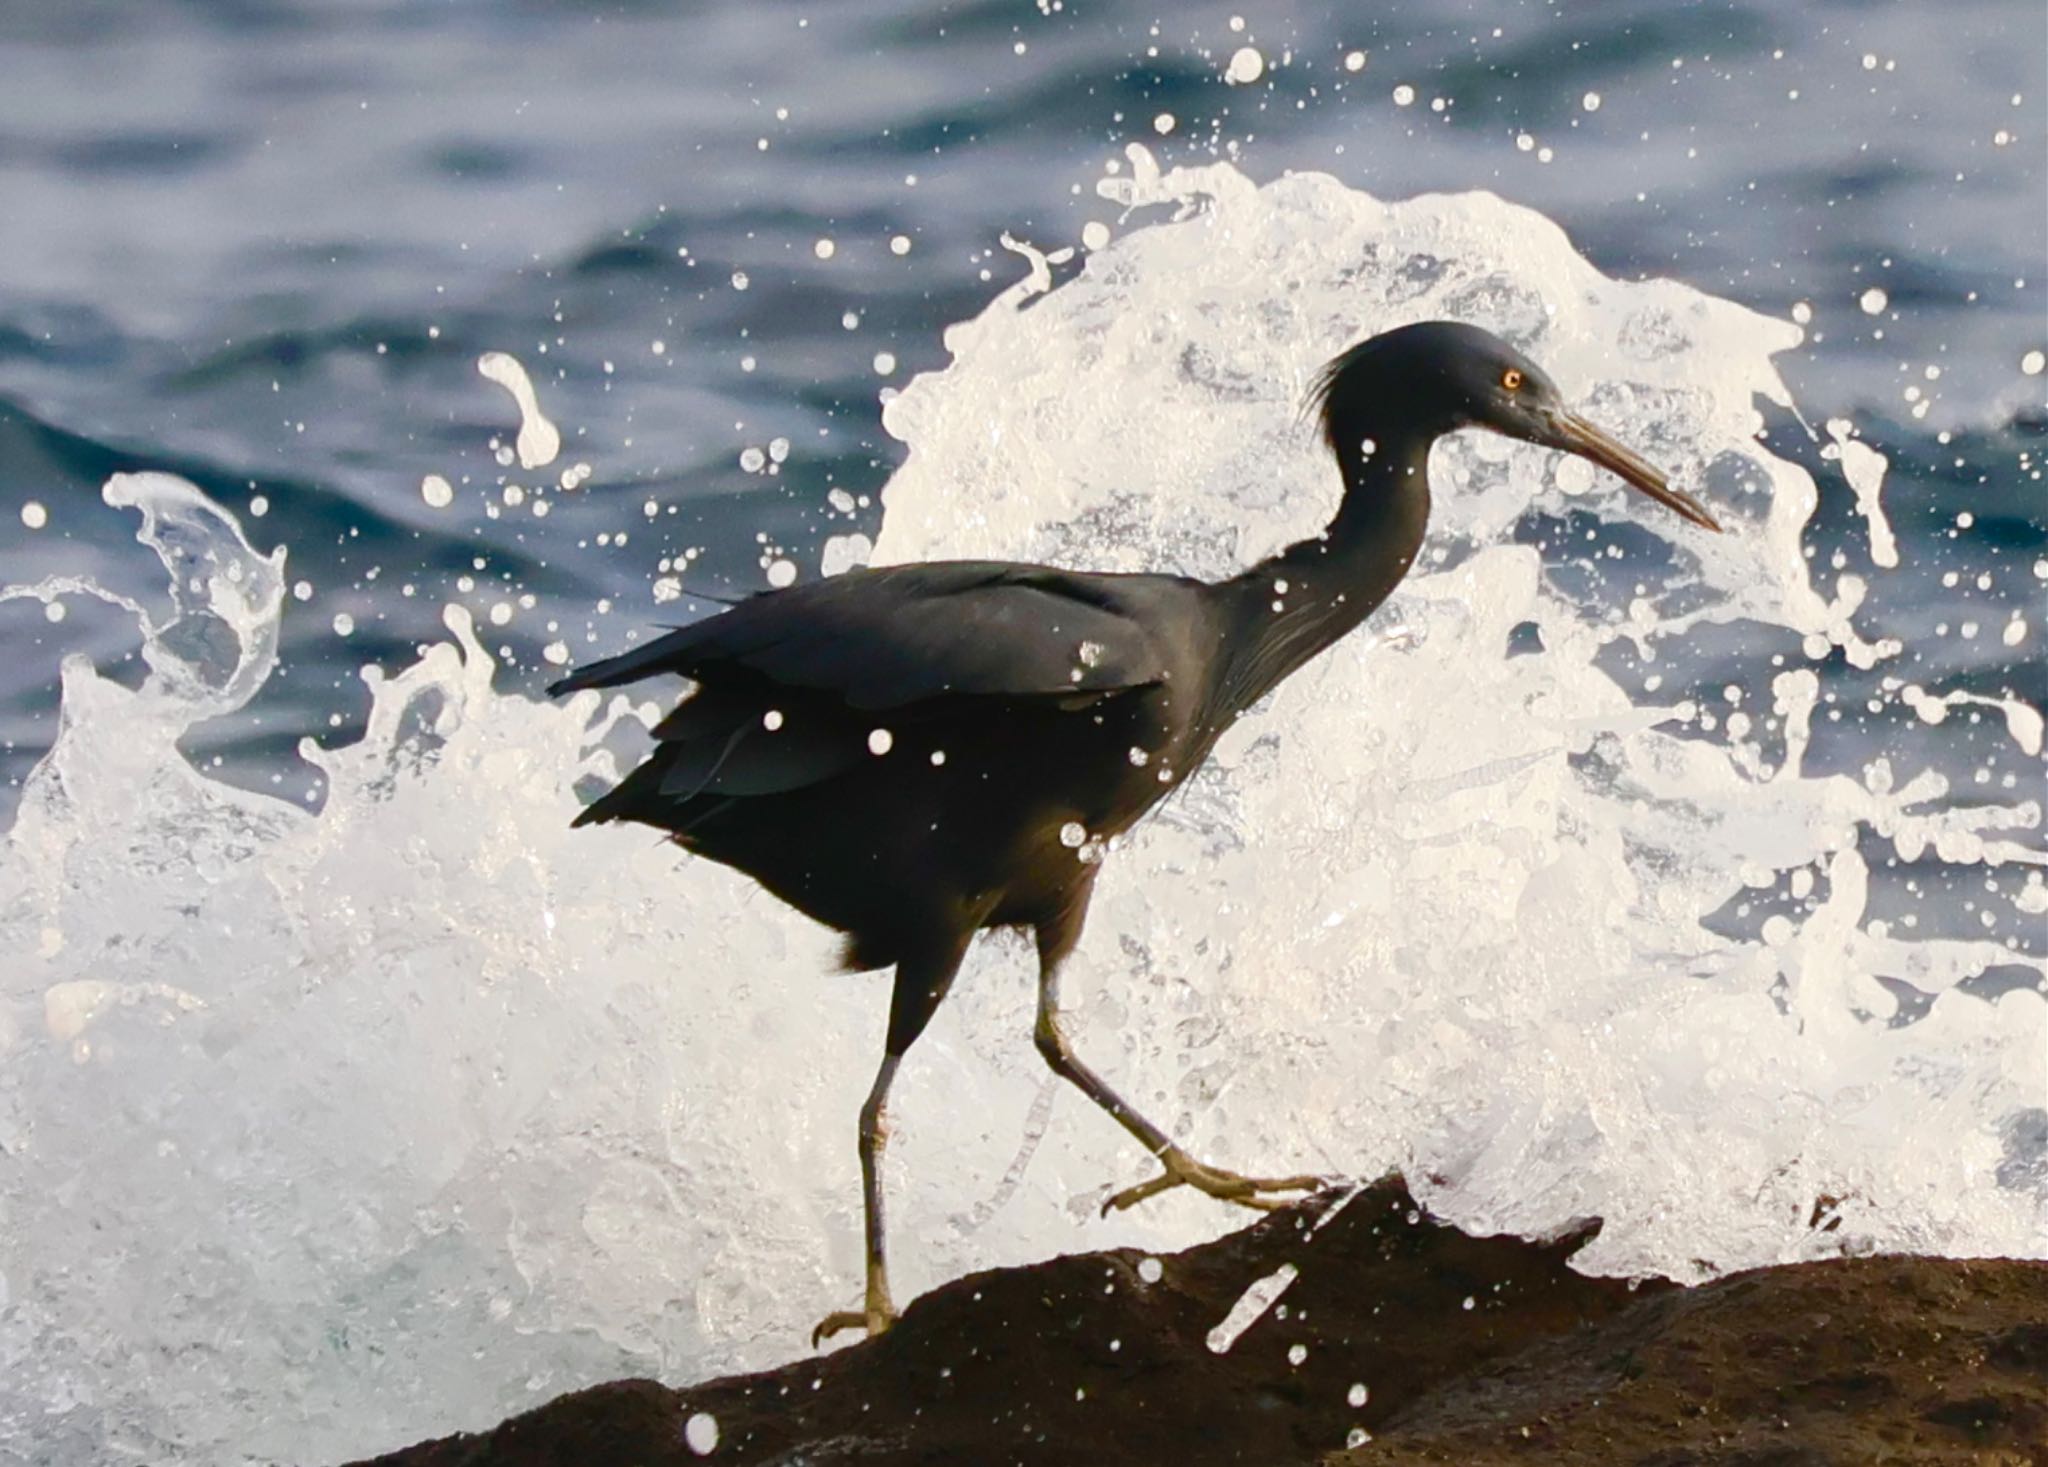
[2,166,2042,1463]
[475,351,562,472]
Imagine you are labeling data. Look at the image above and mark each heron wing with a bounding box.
[547,561,1171,709]
[554,562,1176,817]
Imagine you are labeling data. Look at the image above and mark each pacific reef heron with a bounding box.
[548,320,1722,1342]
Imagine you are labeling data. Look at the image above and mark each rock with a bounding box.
[346,1177,2047,1466]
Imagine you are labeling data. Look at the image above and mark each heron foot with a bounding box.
[811,1300,898,1346]
[1101,1147,1323,1217]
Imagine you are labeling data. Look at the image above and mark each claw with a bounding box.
[1102,1149,1324,1217]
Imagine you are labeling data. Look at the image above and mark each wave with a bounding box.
[1,158,2041,1463]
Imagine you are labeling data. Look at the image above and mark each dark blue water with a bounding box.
[2,0,2042,817]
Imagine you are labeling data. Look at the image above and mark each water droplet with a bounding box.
[1059,821,1087,847]
[1128,747,1150,767]
[684,1410,719,1454]
[868,728,894,755]
[1225,47,1264,85]
[1347,1382,1368,1407]
[20,501,47,529]
[1392,84,1415,106]
[763,710,784,731]
[1858,287,1888,315]
[814,238,835,260]
[476,351,560,469]
[1137,1257,1164,1283]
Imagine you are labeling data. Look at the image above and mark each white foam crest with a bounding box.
[874,161,2042,1269]
[2,506,867,1460]
[2,171,2041,1461]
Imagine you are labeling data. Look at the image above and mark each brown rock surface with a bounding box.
[348,1178,2047,1467]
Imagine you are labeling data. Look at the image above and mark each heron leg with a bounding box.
[811,1052,901,1344]
[813,933,968,1345]
[1031,900,1322,1218]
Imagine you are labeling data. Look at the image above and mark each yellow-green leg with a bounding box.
[1030,902,1322,1217]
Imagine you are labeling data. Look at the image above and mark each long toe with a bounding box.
[811,1305,897,1346]
[1247,1172,1326,1193]
[1102,1169,1184,1216]
[1103,1155,1326,1217]
[811,1309,865,1346]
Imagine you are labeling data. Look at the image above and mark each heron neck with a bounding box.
[1211,432,1435,718]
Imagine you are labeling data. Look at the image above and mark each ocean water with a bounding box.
[1,3,2043,1462]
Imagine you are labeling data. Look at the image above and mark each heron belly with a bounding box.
[675,691,1181,948]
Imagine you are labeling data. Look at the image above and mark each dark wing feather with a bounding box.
[571,688,866,826]
[555,562,1180,826]
[547,561,1170,709]
[655,708,860,799]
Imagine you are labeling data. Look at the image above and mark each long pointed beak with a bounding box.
[1546,411,1722,532]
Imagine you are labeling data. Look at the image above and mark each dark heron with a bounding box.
[548,320,1721,1342]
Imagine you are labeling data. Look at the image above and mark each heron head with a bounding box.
[1311,320,1721,532]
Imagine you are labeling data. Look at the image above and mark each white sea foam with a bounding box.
[2,167,2042,1463]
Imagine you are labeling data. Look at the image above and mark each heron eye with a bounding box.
[1501,368,1524,391]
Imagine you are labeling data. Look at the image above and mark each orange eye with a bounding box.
[1502,368,1524,391]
